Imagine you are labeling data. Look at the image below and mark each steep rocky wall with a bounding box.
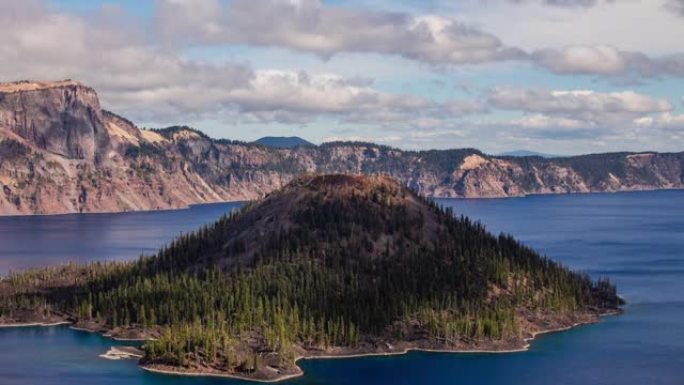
[0,80,109,161]
[0,80,682,215]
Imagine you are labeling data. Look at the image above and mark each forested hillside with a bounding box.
[0,174,622,381]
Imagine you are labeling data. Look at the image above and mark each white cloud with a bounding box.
[153,0,684,78]
[482,86,683,144]
[532,45,684,77]
[533,45,627,75]
[463,0,684,55]
[511,114,588,129]
[208,70,443,125]
[0,0,487,129]
[634,113,684,130]
[489,87,673,124]
[106,67,481,127]
[0,1,253,95]
[155,0,524,65]
[230,71,426,114]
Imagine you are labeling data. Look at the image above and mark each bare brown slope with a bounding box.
[180,174,441,272]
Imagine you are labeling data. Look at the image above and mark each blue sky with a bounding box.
[2,0,683,154]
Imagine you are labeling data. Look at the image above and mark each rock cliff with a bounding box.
[0,80,682,215]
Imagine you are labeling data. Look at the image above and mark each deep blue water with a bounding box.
[0,203,243,274]
[0,190,683,384]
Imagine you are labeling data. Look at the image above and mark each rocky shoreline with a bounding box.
[138,310,618,383]
[100,346,144,360]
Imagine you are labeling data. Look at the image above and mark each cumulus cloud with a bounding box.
[511,114,588,129]
[121,70,486,128]
[155,0,524,65]
[532,45,627,75]
[489,87,673,124]
[153,0,684,78]
[230,71,426,115]
[634,112,684,130]
[184,70,452,125]
[0,0,253,97]
[0,0,489,129]
[532,45,684,77]
[483,86,683,144]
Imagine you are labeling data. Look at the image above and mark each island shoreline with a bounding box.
[0,321,71,328]
[0,298,624,383]
[135,310,622,383]
[0,309,622,383]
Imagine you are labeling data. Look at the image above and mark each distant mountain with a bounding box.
[0,79,683,215]
[0,174,622,381]
[254,136,314,148]
[499,150,560,158]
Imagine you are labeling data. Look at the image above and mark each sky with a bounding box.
[1,0,684,155]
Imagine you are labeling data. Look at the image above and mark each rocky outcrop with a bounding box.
[0,80,682,215]
[0,80,109,161]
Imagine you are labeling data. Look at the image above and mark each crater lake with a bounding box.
[0,190,682,385]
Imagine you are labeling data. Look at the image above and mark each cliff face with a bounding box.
[0,80,109,161]
[0,80,682,215]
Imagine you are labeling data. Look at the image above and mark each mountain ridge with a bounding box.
[0,80,682,215]
[498,150,560,158]
[254,136,314,148]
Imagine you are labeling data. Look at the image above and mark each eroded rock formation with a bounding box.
[0,80,682,215]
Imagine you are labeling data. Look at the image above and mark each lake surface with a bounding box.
[1,190,683,384]
[0,203,243,274]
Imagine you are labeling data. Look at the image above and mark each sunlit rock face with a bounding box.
[0,80,109,161]
[0,80,682,215]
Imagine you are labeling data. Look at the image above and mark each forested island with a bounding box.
[0,174,622,382]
